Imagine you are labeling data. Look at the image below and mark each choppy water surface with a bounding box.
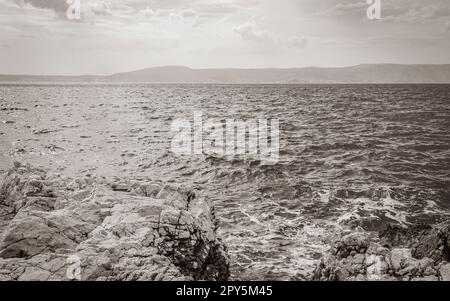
[1,84,449,280]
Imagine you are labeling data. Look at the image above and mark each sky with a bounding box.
[0,0,449,75]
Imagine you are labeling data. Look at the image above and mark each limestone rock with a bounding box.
[0,162,230,281]
[313,224,449,281]
[412,224,450,263]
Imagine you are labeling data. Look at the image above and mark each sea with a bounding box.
[1,83,449,280]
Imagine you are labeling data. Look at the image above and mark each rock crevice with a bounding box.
[0,162,230,281]
[313,224,450,281]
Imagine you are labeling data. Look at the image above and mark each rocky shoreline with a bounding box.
[313,224,450,281]
[0,162,449,281]
[0,162,230,281]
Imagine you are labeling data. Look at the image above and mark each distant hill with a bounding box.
[2,64,450,83]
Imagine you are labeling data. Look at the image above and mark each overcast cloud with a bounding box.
[0,0,449,74]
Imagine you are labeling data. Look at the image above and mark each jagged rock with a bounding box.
[0,162,230,281]
[379,224,433,248]
[412,225,450,263]
[313,225,449,281]
[390,248,411,270]
[332,232,368,258]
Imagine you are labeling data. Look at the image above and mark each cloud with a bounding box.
[15,0,69,15]
[321,1,367,17]
[89,1,111,15]
[138,6,166,18]
[233,17,308,49]
[136,5,206,28]
[382,1,450,23]
[445,20,450,31]
[292,37,308,48]
[131,0,242,19]
[138,6,198,18]
[317,0,450,24]
[233,17,269,42]
[14,0,112,20]
[180,8,196,18]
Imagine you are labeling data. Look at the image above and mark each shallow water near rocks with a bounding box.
[1,83,449,280]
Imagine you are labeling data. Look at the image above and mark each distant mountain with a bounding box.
[0,74,102,82]
[2,64,450,83]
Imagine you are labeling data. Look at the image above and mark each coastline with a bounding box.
[1,162,449,281]
[0,162,230,281]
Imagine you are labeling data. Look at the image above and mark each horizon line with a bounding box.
[2,63,450,77]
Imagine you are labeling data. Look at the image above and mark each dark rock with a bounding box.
[313,224,450,281]
[412,224,450,263]
[333,232,368,258]
[379,224,433,248]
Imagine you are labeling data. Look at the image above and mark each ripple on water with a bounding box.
[1,84,449,280]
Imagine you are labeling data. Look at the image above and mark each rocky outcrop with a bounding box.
[0,162,230,281]
[313,224,450,281]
